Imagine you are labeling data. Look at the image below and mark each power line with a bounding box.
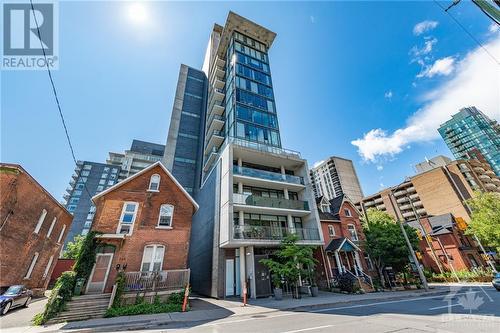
[433,0,500,65]
[29,0,94,201]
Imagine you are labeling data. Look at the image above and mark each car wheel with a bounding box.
[1,302,11,315]
[24,296,32,307]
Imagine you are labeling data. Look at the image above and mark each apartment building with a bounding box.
[164,12,323,299]
[0,164,72,296]
[108,139,165,182]
[438,106,500,176]
[310,156,364,203]
[63,161,121,245]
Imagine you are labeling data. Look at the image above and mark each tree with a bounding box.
[62,235,85,259]
[260,234,317,296]
[465,192,500,253]
[363,209,419,287]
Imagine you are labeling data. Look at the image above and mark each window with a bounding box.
[96,185,104,192]
[344,208,352,217]
[75,183,84,190]
[149,174,160,191]
[47,217,56,238]
[99,179,106,185]
[81,170,90,177]
[103,167,110,172]
[117,202,138,235]
[364,254,374,270]
[69,197,79,205]
[141,245,165,272]
[73,190,82,196]
[347,224,358,241]
[83,164,92,170]
[81,229,89,236]
[67,205,77,212]
[321,204,331,213]
[87,213,94,220]
[34,209,47,234]
[328,225,335,237]
[107,180,114,186]
[43,255,54,279]
[158,204,174,228]
[57,224,66,243]
[24,252,39,279]
[101,173,108,179]
[78,177,87,183]
[111,168,118,174]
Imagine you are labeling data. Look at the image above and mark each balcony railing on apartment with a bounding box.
[233,165,304,185]
[231,137,301,158]
[124,269,190,292]
[233,225,321,241]
[233,193,309,211]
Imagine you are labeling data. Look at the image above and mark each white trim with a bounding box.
[43,255,54,279]
[117,202,138,236]
[157,204,174,228]
[92,161,199,211]
[24,252,39,279]
[347,224,359,241]
[47,217,56,238]
[86,253,114,294]
[96,234,126,239]
[140,245,165,272]
[57,224,66,243]
[148,174,161,191]
[155,226,173,230]
[332,237,361,253]
[328,225,335,237]
[344,208,352,217]
[34,209,47,234]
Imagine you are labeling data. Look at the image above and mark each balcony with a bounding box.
[485,170,495,176]
[364,201,376,207]
[214,77,225,90]
[233,165,304,188]
[204,147,219,172]
[233,193,310,214]
[416,208,427,215]
[124,269,190,293]
[474,166,485,173]
[396,197,409,204]
[479,174,491,181]
[374,197,383,204]
[491,178,500,184]
[409,193,419,200]
[207,114,225,134]
[233,225,321,242]
[402,211,415,219]
[406,186,416,193]
[204,130,225,154]
[394,190,407,197]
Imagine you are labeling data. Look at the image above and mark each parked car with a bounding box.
[0,285,33,315]
[493,273,500,291]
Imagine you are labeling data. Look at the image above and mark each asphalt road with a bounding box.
[0,296,47,329]
[129,286,499,333]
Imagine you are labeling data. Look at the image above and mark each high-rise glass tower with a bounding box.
[438,107,500,176]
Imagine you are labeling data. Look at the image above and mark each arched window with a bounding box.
[34,209,47,234]
[158,204,174,228]
[148,174,161,191]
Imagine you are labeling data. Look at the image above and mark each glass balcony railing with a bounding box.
[233,225,320,241]
[233,193,309,211]
[233,165,304,185]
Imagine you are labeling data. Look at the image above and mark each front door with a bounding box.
[225,259,235,297]
[254,254,271,297]
[86,253,113,294]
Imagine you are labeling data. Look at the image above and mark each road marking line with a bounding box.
[279,325,333,333]
[429,303,461,310]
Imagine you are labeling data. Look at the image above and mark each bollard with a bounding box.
[182,284,190,312]
[242,281,247,307]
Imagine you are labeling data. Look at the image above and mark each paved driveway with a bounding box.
[0,296,47,329]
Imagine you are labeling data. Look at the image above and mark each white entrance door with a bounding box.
[86,253,113,294]
[225,259,235,296]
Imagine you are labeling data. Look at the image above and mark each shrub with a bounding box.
[104,299,183,318]
[428,268,493,283]
[337,273,359,293]
[167,291,184,305]
[73,231,100,282]
[111,271,126,308]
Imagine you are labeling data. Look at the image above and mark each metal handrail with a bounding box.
[233,193,309,211]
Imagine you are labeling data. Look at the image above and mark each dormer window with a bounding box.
[321,204,331,213]
[344,208,352,217]
[148,174,160,191]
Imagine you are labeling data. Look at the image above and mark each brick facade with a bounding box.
[89,163,197,293]
[0,164,73,296]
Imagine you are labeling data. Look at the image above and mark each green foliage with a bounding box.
[62,235,85,259]
[73,231,100,281]
[105,293,185,318]
[465,192,500,253]
[364,209,419,274]
[111,271,126,308]
[260,234,318,288]
[337,274,359,293]
[32,271,76,325]
[428,268,493,283]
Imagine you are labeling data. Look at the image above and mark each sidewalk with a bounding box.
[5,286,453,333]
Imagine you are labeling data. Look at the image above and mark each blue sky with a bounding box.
[2,1,499,200]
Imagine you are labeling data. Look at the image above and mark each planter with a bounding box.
[310,286,319,297]
[273,288,283,301]
[299,286,310,295]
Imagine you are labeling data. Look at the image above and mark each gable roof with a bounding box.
[329,194,362,218]
[407,213,454,236]
[92,161,199,211]
[324,237,361,252]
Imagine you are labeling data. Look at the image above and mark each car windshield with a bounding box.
[495,273,500,279]
[3,286,22,296]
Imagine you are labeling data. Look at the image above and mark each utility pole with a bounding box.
[388,189,429,291]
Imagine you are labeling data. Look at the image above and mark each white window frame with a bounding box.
[140,245,165,272]
[57,224,66,243]
[43,255,54,279]
[157,204,174,229]
[34,209,47,234]
[321,204,330,213]
[24,252,39,279]
[344,208,352,217]
[148,174,161,192]
[328,225,335,237]
[347,224,358,241]
[117,202,138,235]
[47,217,56,238]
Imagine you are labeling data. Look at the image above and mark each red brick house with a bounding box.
[407,213,486,273]
[0,163,73,296]
[87,162,198,294]
[314,195,375,290]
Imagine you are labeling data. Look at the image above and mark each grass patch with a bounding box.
[105,291,186,318]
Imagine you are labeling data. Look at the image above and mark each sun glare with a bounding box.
[127,2,148,24]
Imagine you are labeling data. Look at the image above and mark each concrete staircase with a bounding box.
[47,293,111,324]
[359,279,375,293]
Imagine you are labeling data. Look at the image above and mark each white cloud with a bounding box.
[310,15,316,24]
[312,160,324,168]
[413,20,438,36]
[351,37,500,163]
[489,23,499,34]
[384,90,393,99]
[417,56,456,78]
[376,165,384,171]
[410,38,438,57]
